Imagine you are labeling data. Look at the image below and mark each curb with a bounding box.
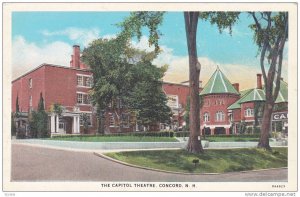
[93,151,288,176]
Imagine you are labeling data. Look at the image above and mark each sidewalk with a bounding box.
[12,138,287,153]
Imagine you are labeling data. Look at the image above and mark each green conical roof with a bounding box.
[200,67,240,95]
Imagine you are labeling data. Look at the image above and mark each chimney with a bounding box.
[232,83,239,92]
[71,45,80,68]
[257,74,262,89]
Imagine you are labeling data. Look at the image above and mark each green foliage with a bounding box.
[199,12,240,34]
[126,60,172,126]
[254,101,264,127]
[49,132,177,142]
[82,37,172,129]
[249,12,288,55]
[237,121,247,134]
[38,92,45,111]
[16,95,20,113]
[50,103,63,116]
[81,113,90,134]
[118,12,165,52]
[11,112,17,137]
[29,110,49,138]
[29,94,49,138]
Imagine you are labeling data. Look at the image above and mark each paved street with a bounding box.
[11,143,287,182]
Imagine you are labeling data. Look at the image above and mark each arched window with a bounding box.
[215,111,225,122]
[244,108,254,117]
[203,112,210,122]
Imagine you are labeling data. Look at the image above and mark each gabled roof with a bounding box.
[200,67,239,96]
[274,80,288,103]
[238,88,266,103]
[227,89,253,110]
[227,79,288,110]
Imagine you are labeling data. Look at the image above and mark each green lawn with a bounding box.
[48,135,179,142]
[105,148,287,173]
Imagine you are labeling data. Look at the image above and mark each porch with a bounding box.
[50,112,80,135]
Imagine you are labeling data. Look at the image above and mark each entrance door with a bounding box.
[58,122,66,134]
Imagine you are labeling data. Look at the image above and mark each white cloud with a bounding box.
[130,36,155,52]
[12,34,288,90]
[130,35,266,90]
[42,27,101,47]
[12,36,72,79]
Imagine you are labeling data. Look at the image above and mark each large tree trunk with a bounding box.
[184,12,204,154]
[258,102,273,150]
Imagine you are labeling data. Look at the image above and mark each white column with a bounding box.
[50,115,55,133]
[76,116,80,134]
[56,115,59,133]
[73,116,76,134]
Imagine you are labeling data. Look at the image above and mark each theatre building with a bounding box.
[200,67,288,135]
[199,67,240,135]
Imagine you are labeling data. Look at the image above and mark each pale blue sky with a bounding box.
[11,12,287,89]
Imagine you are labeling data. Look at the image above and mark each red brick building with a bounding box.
[12,45,288,136]
[11,45,193,135]
[201,68,288,135]
[162,81,202,130]
[12,45,96,135]
[199,67,240,135]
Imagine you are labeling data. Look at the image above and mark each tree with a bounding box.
[29,93,48,138]
[81,113,90,134]
[82,37,133,132]
[126,59,172,129]
[82,37,172,132]
[11,112,17,137]
[16,94,20,113]
[119,11,239,153]
[249,12,288,150]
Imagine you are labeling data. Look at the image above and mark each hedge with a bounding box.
[51,131,175,138]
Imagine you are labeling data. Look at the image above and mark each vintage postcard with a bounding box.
[2,2,298,194]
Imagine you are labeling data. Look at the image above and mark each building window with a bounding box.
[29,78,32,88]
[121,113,130,128]
[80,113,92,126]
[244,108,254,117]
[59,122,65,129]
[77,93,83,104]
[77,76,83,86]
[77,74,92,88]
[77,93,91,105]
[85,77,93,87]
[215,111,225,122]
[109,113,115,127]
[203,112,210,122]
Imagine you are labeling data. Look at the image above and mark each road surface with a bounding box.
[11,143,287,182]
